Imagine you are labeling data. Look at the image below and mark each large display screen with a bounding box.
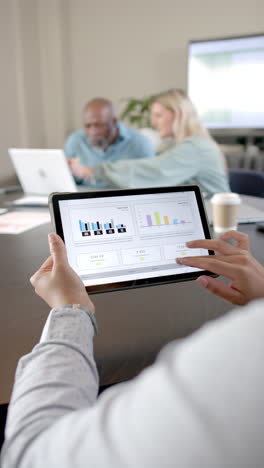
[188,34,264,129]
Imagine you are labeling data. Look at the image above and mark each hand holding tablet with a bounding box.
[49,185,216,294]
[30,233,95,312]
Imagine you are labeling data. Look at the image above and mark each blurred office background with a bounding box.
[0,0,263,185]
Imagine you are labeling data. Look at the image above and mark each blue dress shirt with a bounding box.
[64,121,154,187]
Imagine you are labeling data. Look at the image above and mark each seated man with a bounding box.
[65,98,155,186]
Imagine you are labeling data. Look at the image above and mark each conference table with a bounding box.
[0,192,263,404]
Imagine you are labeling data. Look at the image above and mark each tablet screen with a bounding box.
[52,186,213,292]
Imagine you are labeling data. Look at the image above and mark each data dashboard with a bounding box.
[58,190,209,288]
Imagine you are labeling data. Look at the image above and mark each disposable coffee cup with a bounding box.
[211,193,241,233]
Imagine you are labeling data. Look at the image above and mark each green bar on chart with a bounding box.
[154,212,161,225]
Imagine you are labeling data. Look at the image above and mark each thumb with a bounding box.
[48,233,68,266]
[196,275,241,304]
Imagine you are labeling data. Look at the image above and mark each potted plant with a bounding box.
[120,94,155,129]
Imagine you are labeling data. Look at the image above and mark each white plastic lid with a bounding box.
[211,193,241,205]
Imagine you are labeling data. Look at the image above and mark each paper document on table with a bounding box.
[0,211,50,234]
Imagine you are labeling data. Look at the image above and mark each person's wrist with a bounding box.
[83,167,94,178]
[57,304,98,334]
[83,167,95,185]
[50,295,95,313]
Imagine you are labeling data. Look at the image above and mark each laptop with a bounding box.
[8,149,78,206]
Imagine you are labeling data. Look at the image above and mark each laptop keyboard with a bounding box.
[12,196,49,206]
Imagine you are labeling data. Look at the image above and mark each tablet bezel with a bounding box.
[49,185,216,294]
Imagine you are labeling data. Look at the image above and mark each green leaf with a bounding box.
[119,93,155,128]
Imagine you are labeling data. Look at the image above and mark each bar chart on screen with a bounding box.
[135,201,194,236]
[78,218,127,237]
[70,205,134,242]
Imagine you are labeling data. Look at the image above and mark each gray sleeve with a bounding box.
[1,307,98,468]
[2,301,264,468]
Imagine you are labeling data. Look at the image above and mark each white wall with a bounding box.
[0,1,23,184]
[0,0,263,184]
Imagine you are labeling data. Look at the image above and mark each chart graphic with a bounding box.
[145,212,189,227]
[79,218,126,236]
[135,201,194,236]
[70,205,133,242]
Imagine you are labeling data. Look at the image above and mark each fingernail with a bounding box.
[186,241,194,246]
[197,276,208,287]
[48,233,56,243]
[176,258,186,264]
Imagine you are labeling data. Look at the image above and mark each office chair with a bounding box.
[229,168,264,197]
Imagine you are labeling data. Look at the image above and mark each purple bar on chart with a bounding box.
[146,214,152,226]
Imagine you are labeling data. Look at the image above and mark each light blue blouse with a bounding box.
[95,136,230,196]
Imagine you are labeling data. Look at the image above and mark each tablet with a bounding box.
[49,185,215,294]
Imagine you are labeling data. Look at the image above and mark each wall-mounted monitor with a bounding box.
[188,34,264,130]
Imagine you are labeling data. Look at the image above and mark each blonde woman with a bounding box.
[71,89,230,196]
